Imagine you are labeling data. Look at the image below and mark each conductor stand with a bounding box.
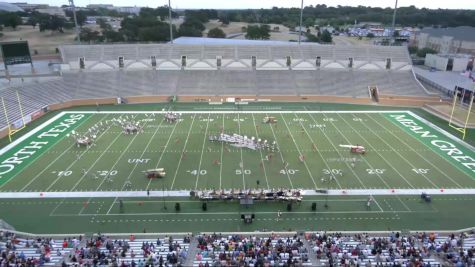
[241,213,255,224]
[421,192,431,203]
[240,195,255,224]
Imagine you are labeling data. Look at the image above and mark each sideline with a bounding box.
[1,188,475,199]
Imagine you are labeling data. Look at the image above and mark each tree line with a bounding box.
[219,5,475,29]
[2,5,474,44]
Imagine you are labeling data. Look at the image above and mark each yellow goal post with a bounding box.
[448,85,474,140]
[1,90,26,142]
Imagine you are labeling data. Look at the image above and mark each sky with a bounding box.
[5,0,475,10]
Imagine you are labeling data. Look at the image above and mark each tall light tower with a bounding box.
[168,0,173,44]
[69,0,80,43]
[391,0,398,41]
[298,0,304,44]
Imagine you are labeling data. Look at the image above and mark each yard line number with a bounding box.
[281,169,299,175]
[366,169,386,175]
[188,170,207,176]
[323,169,342,176]
[412,168,430,174]
[236,169,251,175]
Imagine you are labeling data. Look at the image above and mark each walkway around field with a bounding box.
[1,188,475,199]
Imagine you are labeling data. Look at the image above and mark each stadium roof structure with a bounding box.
[171,37,314,46]
[419,26,475,42]
[0,2,24,12]
[414,66,475,92]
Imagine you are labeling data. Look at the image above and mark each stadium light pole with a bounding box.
[391,0,398,42]
[298,0,304,44]
[69,0,80,43]
[168,0,173,44]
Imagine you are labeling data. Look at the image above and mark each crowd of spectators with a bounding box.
[420,232,474,266]
[2,230,474,267]
[0,230,71,266]
[67,234,190,266]
[306,231,438,266]
[194,233,310,267]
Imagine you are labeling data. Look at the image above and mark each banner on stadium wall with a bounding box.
[23,114,32,125]
[31,110,44,121]
[11,118,24,130]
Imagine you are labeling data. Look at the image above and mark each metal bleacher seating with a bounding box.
[0,237,72,266]
[0,44,433,131]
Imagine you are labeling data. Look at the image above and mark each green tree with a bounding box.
[305,32,319,42]
[97,18,111,30]
[245,25,260,39]
[27,16,38,28]
[219,16,230,25]
[38,15,67,33]
[320,29,332,43]
[245,24,270,40]
[65,10,87,26]
[408,46,418,54]
[303,17,315,28]
[208,27,226,38]
[79,27,100,43]
[3,13,22,30]
[138,23,173,41]
[178,18,205,37]
[103,29,124,42]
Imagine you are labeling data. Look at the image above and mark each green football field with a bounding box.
[0,106,474,233]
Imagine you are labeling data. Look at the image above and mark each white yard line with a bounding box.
[279,114,318,189]
[46,115,116,191]
[105,197,118,215]
[103,115,167,214]
[1,114,96,191]
[368,114,455,188]
[68,121,126,191]
[312,112,381,190]
[372,197,384,212]
[145,115,181,191]
[25,115,108,192]
[118,115,166,189]
[292,113,343,190]
[237,113,246,190]
[251,114,270,189]
[395,196,412,212]
[94,115,154,192]
[194,113,211,190]
[170,114,197,190]
[80,115,154,213]
[304,112,364,190]
[337,113,414,189]
[49,198,66,216]
[378,113,468,187]
[265,113,294,189]
[219,114,225,190]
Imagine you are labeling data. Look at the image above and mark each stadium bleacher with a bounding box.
[59,44,412,69]
[2,230,473,266]
[0,43,434,131]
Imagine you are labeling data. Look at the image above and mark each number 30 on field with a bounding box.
[412,168,430,174]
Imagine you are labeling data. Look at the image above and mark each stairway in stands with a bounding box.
[184,236,199,266]
[302,237,319,266]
